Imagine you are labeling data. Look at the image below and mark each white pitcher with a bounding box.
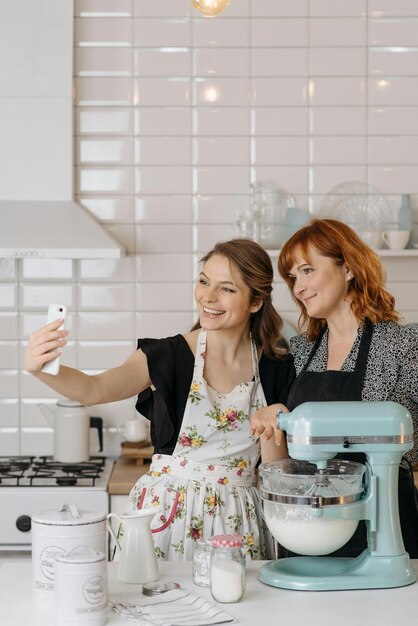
[107,510,159,584]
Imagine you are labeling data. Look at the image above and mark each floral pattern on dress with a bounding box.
[204,488,225,516]
[188,381,204,405]
[187,514,204,541]
[244,502,257,523]
[177,424,206,448]
[244,533,261,559]
[171,540,184,556]
[227,513,243,534]
[166,484,186,521]
[206,404,247,432]
[224,456,249,476]
[155,547,166,560]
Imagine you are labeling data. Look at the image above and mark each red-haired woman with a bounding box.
[251,218,418,557]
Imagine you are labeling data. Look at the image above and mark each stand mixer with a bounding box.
[259,400,416,590]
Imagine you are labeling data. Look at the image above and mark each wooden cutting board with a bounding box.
[108,456,151,495]
[120,441,154,465]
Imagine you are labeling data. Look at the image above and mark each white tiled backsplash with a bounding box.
[1,0,418,456]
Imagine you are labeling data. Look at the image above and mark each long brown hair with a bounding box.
[278,219,400,341]
[192,239,287,358]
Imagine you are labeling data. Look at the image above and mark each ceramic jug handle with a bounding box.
[107,512,122,552]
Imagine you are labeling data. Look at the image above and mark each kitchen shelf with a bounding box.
[266,249,418,258]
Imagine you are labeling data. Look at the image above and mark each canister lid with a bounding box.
[55,546,105,565]
[212,534,243,548]
[32,503,106,526]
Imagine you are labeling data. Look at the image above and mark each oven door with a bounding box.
[0,488,109,551]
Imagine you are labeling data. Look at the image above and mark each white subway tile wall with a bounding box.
[1,0,418,456]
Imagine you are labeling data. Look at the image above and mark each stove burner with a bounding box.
[38,462,102,473]
[56,476,78,486]
[0,459,30,474]
[0,459,33,485]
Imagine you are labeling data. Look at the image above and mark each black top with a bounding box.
[290,321,418,467]
[136,334,296,455]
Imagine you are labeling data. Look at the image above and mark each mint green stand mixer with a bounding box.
[259,401,416,591]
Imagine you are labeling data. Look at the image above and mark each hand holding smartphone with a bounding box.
[41,304,68,375]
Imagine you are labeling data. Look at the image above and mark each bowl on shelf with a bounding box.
[358,229,383,249]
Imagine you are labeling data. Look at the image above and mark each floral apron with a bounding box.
[129,329,273,561]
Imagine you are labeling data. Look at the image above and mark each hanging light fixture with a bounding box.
[192,0,231,17]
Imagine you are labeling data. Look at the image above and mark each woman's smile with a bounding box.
[302,294,317,304]
[203,306,225,317]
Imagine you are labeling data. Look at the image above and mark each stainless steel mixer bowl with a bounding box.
[259,459,365,556]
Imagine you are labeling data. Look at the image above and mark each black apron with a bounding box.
[284,319,418,558]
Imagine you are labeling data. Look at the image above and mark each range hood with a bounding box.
[0,4,125,260]
[1,200,125,259]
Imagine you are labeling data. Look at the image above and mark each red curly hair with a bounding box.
[278,219,400,341]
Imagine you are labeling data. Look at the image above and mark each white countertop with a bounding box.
[0,558,417,625]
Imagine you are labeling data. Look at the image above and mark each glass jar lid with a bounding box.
[212,534,243,548]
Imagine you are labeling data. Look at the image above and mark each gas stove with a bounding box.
[0,456,111,488]
[0,456,114,551]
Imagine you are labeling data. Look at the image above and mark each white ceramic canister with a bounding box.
[55,546,108,626]
[31,503,107,610]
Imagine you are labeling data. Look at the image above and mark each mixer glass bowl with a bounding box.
[260,459,365,556]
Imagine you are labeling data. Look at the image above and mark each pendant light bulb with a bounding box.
[192,0,231,18]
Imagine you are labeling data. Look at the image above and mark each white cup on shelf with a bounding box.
[121,418,148,443]
[359,230,382,249]
[382,230,410,250]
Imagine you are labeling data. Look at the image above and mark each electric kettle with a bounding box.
[38,399,103,463]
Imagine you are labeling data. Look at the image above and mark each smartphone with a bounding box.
[41,304,68,376]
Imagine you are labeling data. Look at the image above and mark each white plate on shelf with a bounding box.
[319,182,392,231]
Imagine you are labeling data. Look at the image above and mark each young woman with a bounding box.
[25,239,295,560]
[250,219,418,557]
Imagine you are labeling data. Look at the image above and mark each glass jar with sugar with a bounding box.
[210,534,246,603]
